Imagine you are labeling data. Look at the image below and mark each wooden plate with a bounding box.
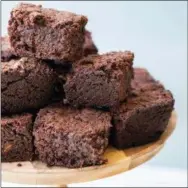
[2,111,177,186]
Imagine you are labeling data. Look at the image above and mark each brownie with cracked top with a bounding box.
[33,103,111,168]
[1,37,56,114]
[8,3,88,62]
[64,51,134,108]
[110,68,174,148]
[83,30,98,56]
[1,113,33,162]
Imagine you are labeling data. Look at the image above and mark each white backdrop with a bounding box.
[2,1,187,170]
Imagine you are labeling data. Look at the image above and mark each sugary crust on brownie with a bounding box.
[118,89,174,115]
[33,103,111,167]
[64,51,134,107]
[11,3,87,28]
[74,51,134,70]
[8,3,88,61]
[34,103,111,133]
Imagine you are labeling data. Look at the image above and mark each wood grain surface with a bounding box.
[2,111,177,186]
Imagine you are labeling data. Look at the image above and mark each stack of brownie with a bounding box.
[1,3,174,168]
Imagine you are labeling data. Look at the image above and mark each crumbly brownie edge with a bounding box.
[1,113,34,162]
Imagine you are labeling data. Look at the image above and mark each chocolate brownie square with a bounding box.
[1,57,56,114]
[110,68,174,149]
[83,30,98,56]
[33,103,111,168]
[64,51,134,108]
[1,35,56,114]
[8,3,88,62]
[1,113,33,162]
[1,59,56,115]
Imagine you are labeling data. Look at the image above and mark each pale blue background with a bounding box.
[2,1,187,170]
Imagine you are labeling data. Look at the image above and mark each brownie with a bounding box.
[1,54,56,114]
[33,103,111,168]
[1,36,18,62]
[131,68,164,95]
[83,30,98,56]
[110,69,174,149]
[8,3,88,62]
[1,113,33,162]
[64,51,134,108]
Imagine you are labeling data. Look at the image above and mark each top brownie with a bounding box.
[64,51,134,108]
[8,3,88,62]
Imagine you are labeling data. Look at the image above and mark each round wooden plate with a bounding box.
[2,111,177,186]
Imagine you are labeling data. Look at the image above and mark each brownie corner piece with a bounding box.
[1,113,33,162]
[33,103,111,168]
[64,51,134,108]
[8,3,88,61]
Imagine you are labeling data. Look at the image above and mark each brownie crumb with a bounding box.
[17,163,22,167]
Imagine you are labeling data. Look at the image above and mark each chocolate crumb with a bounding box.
[17,163,22,167]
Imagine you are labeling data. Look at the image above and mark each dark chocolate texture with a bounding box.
[33,103,111,168]
[1,56,56,114]
[1,113,33,162]
[64,51,134,108]
[8,3,88,62]
[110,68,174,148]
